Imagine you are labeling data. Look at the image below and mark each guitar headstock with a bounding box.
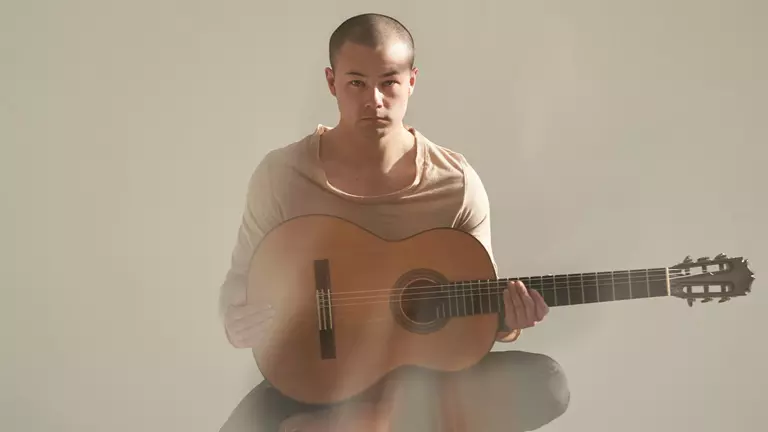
[669,253,754,306]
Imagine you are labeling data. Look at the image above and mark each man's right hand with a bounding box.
[224,302,274,349]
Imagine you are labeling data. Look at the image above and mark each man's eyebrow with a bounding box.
[345,70,400,77]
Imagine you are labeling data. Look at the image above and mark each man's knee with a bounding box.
[525,352,570,417]
[219,381,281,432]
[485,351,570,428]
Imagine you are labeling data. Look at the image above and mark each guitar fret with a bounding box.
[452,282,458,317]
[451,284,461,317]
[543,275,556,307]
[444,285,449,318]
[598,272,614,301]
[485,280,491,313]
[495,281,501,313]
[449,283,455,317]
[646,268,650,298]
[451,266,674,317]
[487,282,493,315]
[477,284,484,314]
[596,272,600,302]
[568,273,583,305]
[462,282,468,316]
[456,283,462,315]
[463,281,468,315]
[583,272,599,303]
[560,275,569,306]
[630,269,649,299]
[468,281,473,316]
[616,270,631,300]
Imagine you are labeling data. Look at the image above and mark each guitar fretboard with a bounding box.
[415,268,676,318]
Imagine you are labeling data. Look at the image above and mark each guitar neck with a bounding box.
[429,267,677,318]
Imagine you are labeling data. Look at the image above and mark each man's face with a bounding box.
[325,40,417,135]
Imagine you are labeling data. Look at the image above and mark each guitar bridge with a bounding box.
[314,259,336,359]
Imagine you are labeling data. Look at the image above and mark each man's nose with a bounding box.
[365,87,384,108]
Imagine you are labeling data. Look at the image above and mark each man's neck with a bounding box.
[322,123,415,175]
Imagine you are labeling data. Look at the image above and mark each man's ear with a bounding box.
[325,67,337,96]
[409,67,419,95]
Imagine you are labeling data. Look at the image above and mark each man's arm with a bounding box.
[456,158,521,343]
[219,152,283,345]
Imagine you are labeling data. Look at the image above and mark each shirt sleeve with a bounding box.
[457,159,519,340]
[218,152,283,322]
[456,158,497,276]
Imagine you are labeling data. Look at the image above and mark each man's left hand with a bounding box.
[503,280,549,330]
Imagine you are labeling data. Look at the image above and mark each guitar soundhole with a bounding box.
[401,278,448,325]
[391,269,450,334]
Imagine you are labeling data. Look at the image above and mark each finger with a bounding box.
[242,321,279,349]
[530,288,549,321]
[228,311,274,334]
[233,303,273,315]
[503,285,517,328]
[508,282,527,326]
[228,303,273,321]
[516,281,535,325]
[227,316,272,341]
[240,333,268,349]
[234,335,262,349]
[233,321,274,348]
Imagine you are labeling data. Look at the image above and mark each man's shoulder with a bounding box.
[415,130,490,208]
[263,130,315,164]
[250,128,320,180]
[416,129,478,182]
[244,128,322,198]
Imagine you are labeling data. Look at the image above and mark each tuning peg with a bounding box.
[715,253,727,259]
[701,298,712,303]
[683,255,693,263]
[687,298,695,307]
[697,256,711,262]
[719,297,731,303]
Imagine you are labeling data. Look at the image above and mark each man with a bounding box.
[219,13,570,432]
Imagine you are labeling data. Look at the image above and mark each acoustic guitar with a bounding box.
[246,214,754,407]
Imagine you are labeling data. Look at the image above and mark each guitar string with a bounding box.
[317,271,693,303]
[319,268,688,298]
[269,269,724,327]
[320,277,721,324]
[316,275,714,309]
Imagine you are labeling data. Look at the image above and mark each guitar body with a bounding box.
[247,214,500,406]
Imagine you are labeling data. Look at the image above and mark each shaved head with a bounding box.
[328,13,415,70]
